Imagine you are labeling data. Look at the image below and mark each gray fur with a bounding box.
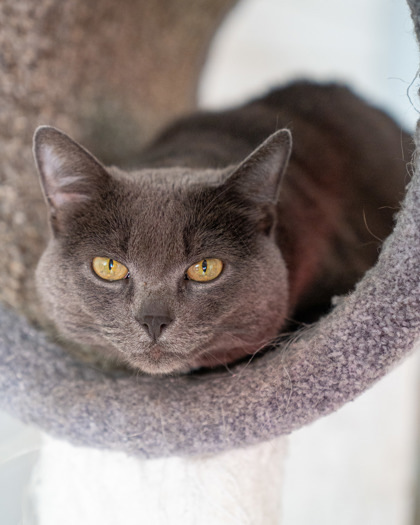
[33,82,410,375]
[34,126,292,374]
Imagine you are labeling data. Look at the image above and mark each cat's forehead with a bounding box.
[111,165,235,235]
[105,166,239,270]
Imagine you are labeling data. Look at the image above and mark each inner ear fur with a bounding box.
[33,126,111,231]
[226,129,292,205]
[34,126,110,209]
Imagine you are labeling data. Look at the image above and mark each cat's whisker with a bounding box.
[209,327,271,347]
[228,333,298,379]
[193,347,237,374]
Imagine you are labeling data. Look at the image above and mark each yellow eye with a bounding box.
[92,257,129,281]
[186,258,223,282]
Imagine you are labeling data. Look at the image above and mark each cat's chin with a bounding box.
[127,342,270,376]
[124,348,192,376]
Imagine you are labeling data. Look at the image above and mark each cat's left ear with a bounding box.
[33,126,111,233]
[226,129,292,204]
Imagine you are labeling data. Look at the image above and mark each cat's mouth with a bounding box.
[126,344,190,375]
[148,346,164,361]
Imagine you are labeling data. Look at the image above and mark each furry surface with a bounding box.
[0,122,420,456]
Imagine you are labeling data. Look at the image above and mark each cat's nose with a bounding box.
[137,303,173,341]
[140,314,173,341]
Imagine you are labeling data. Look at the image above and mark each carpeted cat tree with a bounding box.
[2,0,420,523]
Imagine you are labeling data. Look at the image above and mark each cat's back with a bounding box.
[141,81,411,180]
[262,81,411,192]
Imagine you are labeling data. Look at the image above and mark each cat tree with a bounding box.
[1,0,420,522]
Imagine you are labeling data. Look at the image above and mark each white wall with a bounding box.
[200,0,419,130]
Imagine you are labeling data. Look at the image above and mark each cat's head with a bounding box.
[33,126,292,375]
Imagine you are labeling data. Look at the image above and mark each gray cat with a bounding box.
[33,81,411,375]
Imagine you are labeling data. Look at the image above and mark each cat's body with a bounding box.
[34,81,411,375]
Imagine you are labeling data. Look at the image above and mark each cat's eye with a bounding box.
[92,257,129,281]
[186,258,223,282]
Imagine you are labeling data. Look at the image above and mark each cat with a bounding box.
[33,81,411,375]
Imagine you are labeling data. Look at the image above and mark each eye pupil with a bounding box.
[92,257,128,281]
[202,259,207,274]
[186,258,223,282]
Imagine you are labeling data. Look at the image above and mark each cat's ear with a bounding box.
[227,129,292,204]
[33,126,110,232]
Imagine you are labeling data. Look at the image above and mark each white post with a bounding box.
[30,435,286,525]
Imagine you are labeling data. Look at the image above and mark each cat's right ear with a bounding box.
[33,126,110,233]
[225,129,292,205]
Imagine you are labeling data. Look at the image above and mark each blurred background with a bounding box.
[1,0,420,523]
[199,0,419,129]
